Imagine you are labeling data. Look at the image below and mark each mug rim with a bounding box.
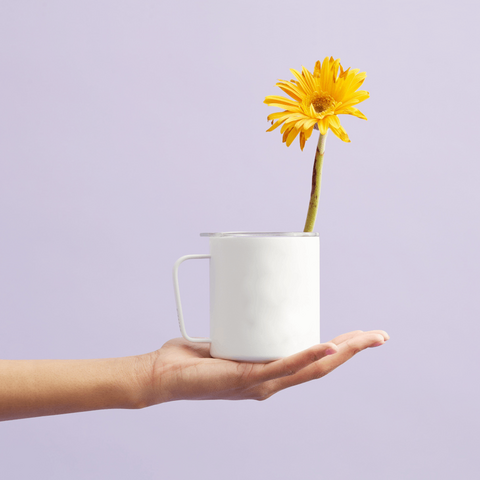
[200,232,319,237]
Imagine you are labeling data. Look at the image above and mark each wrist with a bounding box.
[130,351,167,409]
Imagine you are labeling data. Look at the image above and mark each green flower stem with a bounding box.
[303,132,327,232]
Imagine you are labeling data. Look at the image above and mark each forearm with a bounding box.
[0,356,149,421]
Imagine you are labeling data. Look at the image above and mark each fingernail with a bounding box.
[325,348,337,355]
[372,341,384,347]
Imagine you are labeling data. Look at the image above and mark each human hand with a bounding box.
[0,330,389,421]
[138,330,389,405]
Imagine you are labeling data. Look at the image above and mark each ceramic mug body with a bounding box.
[173,232,320,362]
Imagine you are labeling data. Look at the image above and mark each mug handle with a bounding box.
[173,254,212,343]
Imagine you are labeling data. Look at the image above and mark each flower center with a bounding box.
[310,92,336,113]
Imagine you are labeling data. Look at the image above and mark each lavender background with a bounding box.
[1,0,479,478]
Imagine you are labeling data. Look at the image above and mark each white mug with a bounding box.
[173,232,320,362]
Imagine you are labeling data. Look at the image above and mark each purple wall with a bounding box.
[1,1,479,478]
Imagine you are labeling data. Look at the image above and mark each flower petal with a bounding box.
[285,127,300,147]
[318,118,329,135]
[290,69,311,95]
[338,91,370,109]
[276,82,303,102]
[304,126,314,142]
[304,118,318,130]
[301,66,316,92]
[266,119,286,132]
[328,114,341,129]
[330,124,350,143]
[264,95,300,108]
[299,131,306,151]
[282,128,291,143]
[267,111,291,121]
[337,106,367,120]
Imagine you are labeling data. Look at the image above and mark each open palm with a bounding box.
[144,330,389,404]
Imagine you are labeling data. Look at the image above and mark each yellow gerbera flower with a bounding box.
[264,57,369,150]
